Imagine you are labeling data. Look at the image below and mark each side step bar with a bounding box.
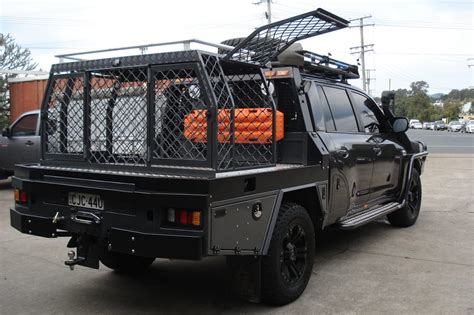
[337,202,402,230]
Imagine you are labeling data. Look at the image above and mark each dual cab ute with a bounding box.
[9,8,427,305]
[0,110,41,179]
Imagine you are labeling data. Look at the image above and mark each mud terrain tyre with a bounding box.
[261,202,315,305]
[388,168,422,227]
[100,251,155,274]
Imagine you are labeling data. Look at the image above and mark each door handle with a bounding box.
[25,140,35,146]
[372,147,382,156]
[337,148,349,159]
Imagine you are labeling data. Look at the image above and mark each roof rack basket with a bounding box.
[224,8,349,66]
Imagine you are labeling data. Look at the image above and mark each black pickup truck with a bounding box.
[9,8,427,305]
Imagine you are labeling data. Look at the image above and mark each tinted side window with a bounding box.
[11,114,38,137]
[322,87,358,132]
[350,92,380,133]
[316,85,336,132]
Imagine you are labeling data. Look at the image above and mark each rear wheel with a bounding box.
[388,168,422,227]
[261,202,315,305]
[100,251,155,274]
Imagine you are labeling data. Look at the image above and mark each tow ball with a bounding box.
[64,250,85,270]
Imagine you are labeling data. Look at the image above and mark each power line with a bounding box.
[376,24,473,30]
[375,52,473,56]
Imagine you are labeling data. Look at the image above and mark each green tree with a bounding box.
[443,100,461,120]
[409,81,429,95]
[393,81,471,122]
[0,33,38,129]
[393,81,432,121]
[393,88,409,117]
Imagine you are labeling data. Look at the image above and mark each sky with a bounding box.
[1,0,473,95]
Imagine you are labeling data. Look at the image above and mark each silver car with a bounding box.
[461,120,474,133]
[0,110,41,179]
[447,121,462,132]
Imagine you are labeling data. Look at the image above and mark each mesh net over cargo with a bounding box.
[42,51,280,174]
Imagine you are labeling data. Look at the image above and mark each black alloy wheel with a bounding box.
[261,202,315,305]
[280,223,309,285]
[388,168,422,227]
[406,176,421,219]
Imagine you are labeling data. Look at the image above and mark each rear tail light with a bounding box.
[15,189,28,204]
[179,210,188,225]
[166,208,202,228]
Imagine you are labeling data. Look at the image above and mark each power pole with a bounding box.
[254,0,272,24]
[366,69,376,96]
[349,16,374,93]
[468,58,474,68]
[266,0,272,23]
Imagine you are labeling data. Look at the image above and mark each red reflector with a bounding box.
[20,191,28,203]
[179,210,188,225]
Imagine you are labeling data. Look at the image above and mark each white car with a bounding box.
[447,121,462,132]
[409,119,422,129]
[462,120,474,133]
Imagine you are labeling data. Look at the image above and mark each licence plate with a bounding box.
[68,192,104,210]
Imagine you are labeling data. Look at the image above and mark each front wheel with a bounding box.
[100,250,155,274]
[261,202,315,305]
[388,168,422,227]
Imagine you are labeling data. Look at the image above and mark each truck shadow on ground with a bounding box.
[63,220,395,313]
[0,178,12,189]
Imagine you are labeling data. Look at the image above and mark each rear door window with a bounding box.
[322,87,359,132]
[11,114,38,137]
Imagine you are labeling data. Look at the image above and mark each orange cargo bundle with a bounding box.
[184,108,284,144]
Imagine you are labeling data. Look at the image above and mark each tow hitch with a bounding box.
[64,250,85,270]
[64,235,101,270]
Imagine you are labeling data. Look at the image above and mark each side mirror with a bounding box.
[1,127,10,138]
[392,117,409,133]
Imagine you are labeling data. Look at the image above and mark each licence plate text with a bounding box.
[68,192,104,210]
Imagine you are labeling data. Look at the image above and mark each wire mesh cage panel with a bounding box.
[44,75,85,157]
[196,55,279,170]
[224,73,276,169]
[89,68,148,165]
[152,64,209,165]
[201,55,234,170]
